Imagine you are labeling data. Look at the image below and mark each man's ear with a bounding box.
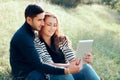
[26,17,32,25]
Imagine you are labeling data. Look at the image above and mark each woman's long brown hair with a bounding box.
[39,12,70,49]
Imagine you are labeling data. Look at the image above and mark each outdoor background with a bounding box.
[0,0,120,80]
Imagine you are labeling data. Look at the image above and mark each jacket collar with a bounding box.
[23,22,35,37]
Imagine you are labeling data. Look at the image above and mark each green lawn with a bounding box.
[0,0,120,80]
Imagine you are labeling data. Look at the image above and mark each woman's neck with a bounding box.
[42,35,51,47]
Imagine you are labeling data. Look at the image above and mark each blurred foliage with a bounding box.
[114,1,120,12]
[49,0,81,8]
[49,0,120,13]
[101,0,120,12]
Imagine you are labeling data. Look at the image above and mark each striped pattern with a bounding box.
[34,37,76,63]
[34,37,53,63]
[59,40,76,62]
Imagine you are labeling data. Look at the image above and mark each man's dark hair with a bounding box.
[25,4,44,19]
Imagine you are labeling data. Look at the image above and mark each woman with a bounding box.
[34,12,100,80]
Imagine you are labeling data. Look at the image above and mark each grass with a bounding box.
[0,0,120,80]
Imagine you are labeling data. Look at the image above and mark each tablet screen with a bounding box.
[76,40,94,59]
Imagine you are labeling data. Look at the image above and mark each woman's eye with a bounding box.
[47,24,51,26]
[54,25,57,27]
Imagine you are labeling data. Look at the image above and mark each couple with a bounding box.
[10,4,100,80]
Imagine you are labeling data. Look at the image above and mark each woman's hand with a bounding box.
[83,53,93,63]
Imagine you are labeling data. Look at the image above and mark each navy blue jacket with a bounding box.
[10,22,64,78]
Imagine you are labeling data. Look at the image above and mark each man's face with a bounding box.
[30,12,45,31]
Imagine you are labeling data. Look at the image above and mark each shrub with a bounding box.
[115,2,120,12]
[81,0,93,4]
[101,0,120,13]
[101,0,112,5]
[50,0,81,8]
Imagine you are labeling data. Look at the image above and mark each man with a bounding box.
[10,4,81,80]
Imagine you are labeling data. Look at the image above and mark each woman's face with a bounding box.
[42,16,57,37]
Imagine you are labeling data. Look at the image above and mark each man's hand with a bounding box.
[65,59,82,74]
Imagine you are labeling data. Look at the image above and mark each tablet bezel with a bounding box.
[76,40,94,59]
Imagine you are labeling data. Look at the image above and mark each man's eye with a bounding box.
[38,19,43,21]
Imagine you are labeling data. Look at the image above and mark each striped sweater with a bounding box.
[34,36,76,64]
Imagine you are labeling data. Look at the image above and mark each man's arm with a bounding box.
[16,34,65,75]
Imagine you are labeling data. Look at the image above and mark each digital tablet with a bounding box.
[76,40,94,59]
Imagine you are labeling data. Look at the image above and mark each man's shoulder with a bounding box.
[11,26,33,42]
[12,26,25,38]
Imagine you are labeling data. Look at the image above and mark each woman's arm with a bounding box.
[34,37,54,63]
[48,62,69,68]
[59,38,76,62]
[34,37,72,68]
